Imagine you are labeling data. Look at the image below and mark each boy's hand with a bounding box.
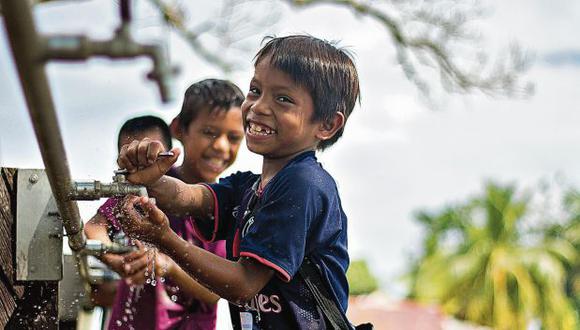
[100,253,129,276]
[118,138,181,185]
[124,248,174,286]
[100,245,147,277]
[120,241,149,284]
[118,195,172,244]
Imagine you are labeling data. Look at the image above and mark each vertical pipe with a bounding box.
[120,0,131,23]
[1,0,85,251]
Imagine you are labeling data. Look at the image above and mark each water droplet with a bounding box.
[171,295,178,302]
[160,277,165,283]
[116,320,122,326]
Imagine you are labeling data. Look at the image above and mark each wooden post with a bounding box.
[0,168,59,329]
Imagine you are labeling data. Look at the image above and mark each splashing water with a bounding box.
[159,258,168,283]
[143,243,157,286]
[111,229,165,327]
[116,283,142,327]
[115,242,163,327]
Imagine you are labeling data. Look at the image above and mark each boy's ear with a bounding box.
[170,117,183,141]
[316,112,345,142]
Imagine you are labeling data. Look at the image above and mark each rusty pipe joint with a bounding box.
[39,26,175,102]
[70,169,148,200]
[81,239,135,257]
[70,180,148,200]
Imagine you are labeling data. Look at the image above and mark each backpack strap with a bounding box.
[299,257,352,330]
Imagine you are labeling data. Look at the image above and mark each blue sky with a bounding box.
[1,0,579,304]
[544,50,580,66]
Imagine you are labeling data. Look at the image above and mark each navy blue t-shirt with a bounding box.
[193,151,350,329]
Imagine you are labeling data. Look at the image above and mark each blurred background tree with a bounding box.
[145,0,532,100]
[542,189,580,317]
[407,182,578,330]
[347,259,379,296]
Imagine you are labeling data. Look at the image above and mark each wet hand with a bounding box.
[123,242,174,285]
[121,241,149,281]
[100,253,128,276]
[117,138,180,185]
[118,195,171,244]
[100,242,146,277]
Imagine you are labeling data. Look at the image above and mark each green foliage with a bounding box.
[545,189,580,319]
[347,259,379,296]
[407,182,579,330]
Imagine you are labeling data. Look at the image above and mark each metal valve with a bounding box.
[68,151,174,201]
[82,239,136,257]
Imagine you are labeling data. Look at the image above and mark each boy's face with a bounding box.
[242,58,320,159]
[118,128,168,153]
[179,107,243,182]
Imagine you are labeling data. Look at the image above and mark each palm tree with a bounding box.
[542,189,580,320]
[347,259,379,296]
[408,182,578,330]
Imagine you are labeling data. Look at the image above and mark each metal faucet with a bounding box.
[38,0,176,102]
[70,150,173,200]
[70,168,148,200]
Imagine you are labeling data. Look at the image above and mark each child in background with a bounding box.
[85,115,174,308]
[116,35,360,329]
[85,78,245,330]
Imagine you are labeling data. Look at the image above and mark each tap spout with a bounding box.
[39,25,175,102]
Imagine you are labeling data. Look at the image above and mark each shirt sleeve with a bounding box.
[239,169,320,282]
[96,197,122,232]
[192,171,257,242]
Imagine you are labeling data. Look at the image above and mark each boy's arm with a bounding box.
[121,249,220,304]
[84,214,120,307]
[161,255,220,304]
[120,196,274,305]
[84,213,113,245]
[84,213,127,274]
[147,176,215,221]
[117,138,214,221]
[160,231,273,305]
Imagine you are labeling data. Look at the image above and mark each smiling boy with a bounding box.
[85,79,245,330]
[116,35,360,329]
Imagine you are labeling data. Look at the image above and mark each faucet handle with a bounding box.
[113,151,173,181]
[114,169,129,175]
[113,168,129,183]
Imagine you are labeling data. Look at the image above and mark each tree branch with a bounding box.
[289,0,533,98]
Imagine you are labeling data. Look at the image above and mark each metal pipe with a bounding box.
[71,180,148,200]
[39,25,175,102]
[1,0,86,252]
[120,0,131,24]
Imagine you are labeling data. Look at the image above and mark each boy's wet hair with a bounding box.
[178,79,245,129]
[254,35,360,150]
[118,115,172,151]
